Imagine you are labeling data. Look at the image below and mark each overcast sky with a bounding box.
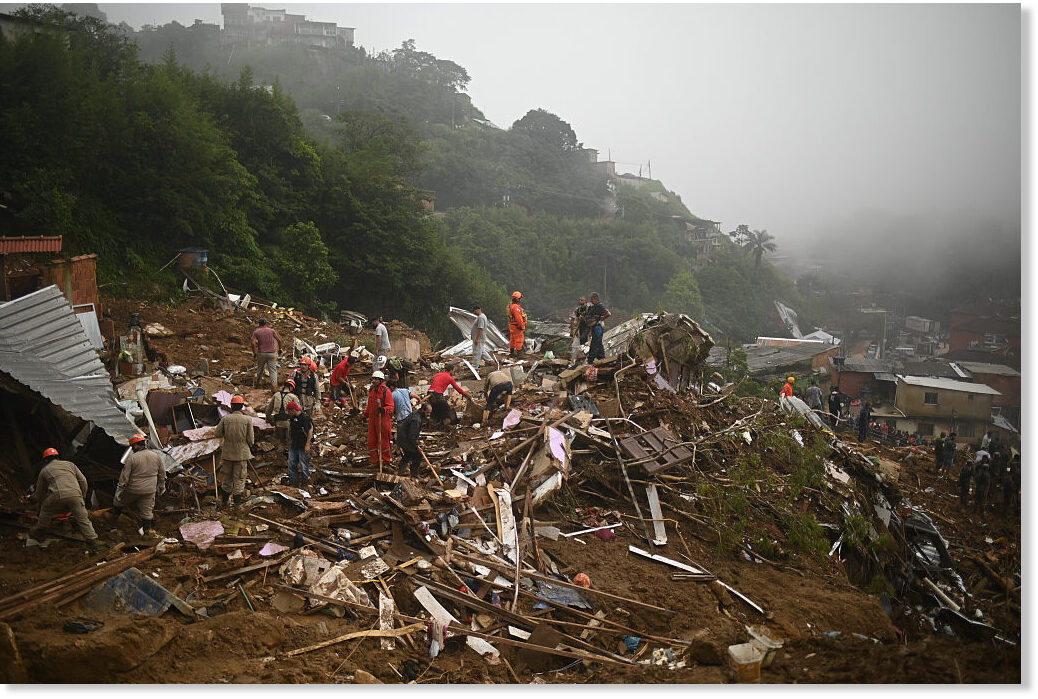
[93,2,1021,247]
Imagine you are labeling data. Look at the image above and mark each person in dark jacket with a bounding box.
[857,401,872,442]
[828,388,842,427]
[397,402,432,478]
[934,431,946,474]
[943,433,957,472]
[973,455,991,514]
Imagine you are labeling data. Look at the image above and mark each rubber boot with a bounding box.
[143,520,160,538]
[220,491,231,509]
[232,493,244,508]
[106,506,123,521]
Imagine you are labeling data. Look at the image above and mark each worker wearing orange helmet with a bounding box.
[109,434,165,538]
[29,447,99,549]
[508,291,527,358]
[266,377,300,449]
[780,376,795,399]
[212,395,255,508]
[291,357,322,415]
[365,371,395,469]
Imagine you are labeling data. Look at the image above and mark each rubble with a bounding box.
[0,296,1020,684]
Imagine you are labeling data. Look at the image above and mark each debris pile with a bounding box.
[0,296,1020,684]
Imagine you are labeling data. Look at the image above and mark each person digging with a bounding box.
[397,402,432,479]
[28,447,101,551]
[481,368,514,425]
[107,433,165,538]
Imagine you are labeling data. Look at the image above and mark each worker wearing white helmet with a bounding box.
[365,371,394,469]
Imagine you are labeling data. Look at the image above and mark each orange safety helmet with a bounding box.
[129,433,147,446]
[42,447,59,459]
[511,291,522,299]
[230,395,245,405]
[284,378,296,389]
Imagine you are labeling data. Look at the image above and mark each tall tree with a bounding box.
[742,229,777,269]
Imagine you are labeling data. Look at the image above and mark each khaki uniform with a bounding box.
[114,449,166,520]
[266,390,299,445]
[31,459,97,541]
[213,411,255,496]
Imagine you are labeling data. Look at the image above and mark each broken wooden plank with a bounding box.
[202,552,292,583]
[379,591,397,651]
[285,622,425,657]
[629,545,707,575]
[645,484,668,546]
[413,585,500,659]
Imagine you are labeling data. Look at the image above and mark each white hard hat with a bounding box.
[375,354,388,369]
[372,370,386,380]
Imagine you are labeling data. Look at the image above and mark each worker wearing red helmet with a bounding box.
[108,434,165,538]
[508,291,527,358]
[266,377,300,448]
[365,371,395,468]
[212,395,254,508]
[29,447,100,550]
[328,353,358,409]
[291,357,322,415]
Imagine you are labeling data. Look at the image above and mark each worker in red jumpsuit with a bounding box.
[365,370,395,469]
[508,290,527,358]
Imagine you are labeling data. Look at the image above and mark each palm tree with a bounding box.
[742,229,777,268]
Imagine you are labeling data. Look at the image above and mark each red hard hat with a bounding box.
[284,378,296,389]
[129,433,147,446]
[231,396,245,405]
[512,291,522,299]
[42,447,59,459]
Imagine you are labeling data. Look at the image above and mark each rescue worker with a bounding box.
[397,402,432,478]
[508,291,527,358]
[373,317,392,359]
[328,353,358,409]
[584,292,611,362]
[1002,454,1020,514]
[285,402,313,486]
[291,357,322,414]
[109,433,165,537]
[934,431,946,475]
[251,317,283,388]
[389,378,417,422]
[780,376,795,399]
[857,401,872,442]
[958,455,974,507]
[973,454,991,514]
[428,364,470,426]
[29,448,100,549]
[266,378,299,448]
[943,433,957,472]
[828,387,842,427]
[471,303,488,369]
[212,395,254,508]
[481,368,514,425]
[805,379,823,412]
[365,371,394,468]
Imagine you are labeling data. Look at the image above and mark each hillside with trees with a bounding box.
[0,4,817,344]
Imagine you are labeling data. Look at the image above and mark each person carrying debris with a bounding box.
[372,317,392,359]
[365,370,395,468]
[389,378,417,422]
[28,447,100,550]
[973,453,992,514]
[108,433,165,538]
[328,354,358,409]
[251,318,283,389]
[267,378,299,448]
[213,395,254,507]
[780,376,795,399]
[428,364,470,426]
[508,291,527,358]
[584,292,611,362]
[481,368,514,425]
[857,401,872,442]
[471,303,488,368]
[397,402,432,479]
[285,402,314,486]
[291,357,322,415]
[805,379,823,412]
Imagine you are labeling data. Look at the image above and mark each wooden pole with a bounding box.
[419,448,444,487]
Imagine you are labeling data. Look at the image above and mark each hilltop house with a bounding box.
[881,376,1002,447]
[221,4,355,49]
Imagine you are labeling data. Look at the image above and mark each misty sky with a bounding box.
[92,2,1021,248]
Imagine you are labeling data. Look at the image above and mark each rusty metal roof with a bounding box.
[0,285,137,444]
[0,235,62,254]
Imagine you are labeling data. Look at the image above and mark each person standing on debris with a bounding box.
[481,368,514,425]
[780,376,795,399]
[328,354,358,409]
[973,453,992,513]
[958,455,974,507]
[389,378,417,422]
[1002,453,1020,513]
[573,296,591,345]
[365,370,395,468]
[285,402,313,486]
[373,317,392,360]
[981,431,991,450]
[805,379,823,412]
[428,364,470,426]
[857,401,872,442]
[943,432,957,472]
[470,303,489,369]
[585,292,611,363]
[397,402,432,478]
[508,292,527,358]
[934,431,946,474]
[266,378,299,449]
[213,395,254,508]
[828,387,842,427]
[28,448,100,549]
[291,357,322,415]
[109,434,165,537]
[251,318,282,389]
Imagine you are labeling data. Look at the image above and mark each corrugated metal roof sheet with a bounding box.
[0,285,137,444]
[898,375,1002,396]
[0,235,63,253]
[955,361,1021,378]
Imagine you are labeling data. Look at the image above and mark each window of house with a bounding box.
[917,423,934,436]
[958,423,976,438]
[967,394,974,401]
[924,392,938,405]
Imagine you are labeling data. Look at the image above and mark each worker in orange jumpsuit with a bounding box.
[365,370,395,468]
[508,291,527,358]
[780,376,795,398]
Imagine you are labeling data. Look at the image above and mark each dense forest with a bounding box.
[0,5,827,344]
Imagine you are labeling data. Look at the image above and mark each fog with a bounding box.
[93,2,1021,274]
